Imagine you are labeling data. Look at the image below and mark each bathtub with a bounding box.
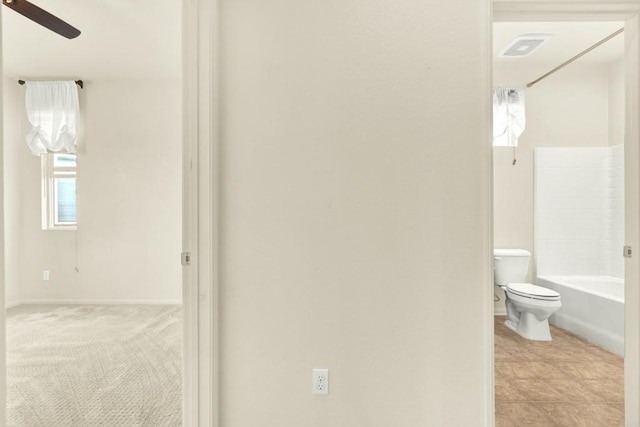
[536,275,624,356]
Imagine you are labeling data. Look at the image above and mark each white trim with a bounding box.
[0,8,6,424]
[182,0,218,426]
[624,14,640,426]
[197,0,218,422]
[6,300,182,307]
[491,2,640,425]
[208,0,220,423]
[182,0,199,426]
[482,1,495,426]
[494,1,640,22]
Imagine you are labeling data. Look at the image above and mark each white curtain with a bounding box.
[25,81,79,155]
[493,87,525,147]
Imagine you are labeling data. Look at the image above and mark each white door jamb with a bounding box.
[182,0,219,426]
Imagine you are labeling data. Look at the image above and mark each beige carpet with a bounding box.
[6,304,182,427]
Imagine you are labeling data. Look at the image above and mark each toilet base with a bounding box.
[505,313,552,341]
[504,319,518,335]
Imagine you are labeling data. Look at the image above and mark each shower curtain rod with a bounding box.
[527,28,624,88]
[18,79,84,89]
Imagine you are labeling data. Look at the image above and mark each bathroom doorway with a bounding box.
[491,5,640,424]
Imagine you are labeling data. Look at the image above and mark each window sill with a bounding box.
[43,226,77,231]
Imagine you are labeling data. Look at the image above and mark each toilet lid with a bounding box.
[506,283,560,301]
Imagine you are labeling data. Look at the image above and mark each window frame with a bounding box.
[41,153,77,230]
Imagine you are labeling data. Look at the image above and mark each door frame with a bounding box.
[182,0,219,426]
[492,2,640,425]
[0,1,218,425]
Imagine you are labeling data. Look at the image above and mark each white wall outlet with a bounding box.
[43,270,50,281]
[312,368,329,395]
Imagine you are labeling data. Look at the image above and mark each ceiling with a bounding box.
[2,8,625,82]
[494,21,625,66]
[2,0,181,82]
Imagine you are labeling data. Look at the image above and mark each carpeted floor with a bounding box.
[6,304,182,427]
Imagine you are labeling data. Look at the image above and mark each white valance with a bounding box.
[25,81,79,155]
[493,87,525,147]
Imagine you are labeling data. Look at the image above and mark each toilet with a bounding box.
[494,249,561,341]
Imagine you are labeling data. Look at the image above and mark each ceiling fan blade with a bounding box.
[3,0,81,39]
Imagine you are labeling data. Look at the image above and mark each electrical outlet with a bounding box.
[43,270,50,281]
[312,368,329,395]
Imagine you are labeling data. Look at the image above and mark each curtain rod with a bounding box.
[527,28,624,88]
[18,79,84,89]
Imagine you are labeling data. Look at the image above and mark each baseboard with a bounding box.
[6,299,182,308]
[5,301,22,309]
[494,307,507,316]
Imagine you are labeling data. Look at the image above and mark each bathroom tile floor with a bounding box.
[495,316,624,427]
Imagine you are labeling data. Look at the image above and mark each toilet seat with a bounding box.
[506,282,560,301]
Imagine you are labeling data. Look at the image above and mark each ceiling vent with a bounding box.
[499,34,552,57]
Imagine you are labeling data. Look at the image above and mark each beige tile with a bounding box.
[549,327,587,343]
[536,402,624,426]
[528,346,575,362]
[555,361,623,380]
[513,378,566,401]
[496,379,530,402]
[496,402,555,426]
[531,345,597,363]
[495,332,517,343]
[535,402,585,426]
[514,378,604,403]
[503,346,543,362]
[582,378,624,402]
[495,318,626,424]
[567,345,619,363]
[574,403,625,426]
[495,417,515,427]
[547,378,606,403]
[585,345,624,363]
[495,345,513,362]
[495,333,522,348]
[499,361,571,379]
[553,338,593,354]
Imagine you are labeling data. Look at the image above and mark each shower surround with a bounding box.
[534,146,624,354]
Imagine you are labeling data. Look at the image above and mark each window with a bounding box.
[42,153,77,230]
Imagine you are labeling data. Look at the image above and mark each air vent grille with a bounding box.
[500,34,552,58]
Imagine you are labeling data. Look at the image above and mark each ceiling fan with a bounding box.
[2,0,80,39]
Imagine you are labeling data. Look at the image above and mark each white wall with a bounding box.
[609,59,625,147]
[219,1,491,425]
[493,63,619,311]
[3,77,21,307]
[4,80,182,304]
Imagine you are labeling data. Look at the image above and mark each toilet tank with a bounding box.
[493,249,531,286]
